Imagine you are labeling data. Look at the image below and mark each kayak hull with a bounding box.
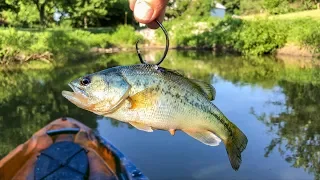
[0,117,148,180]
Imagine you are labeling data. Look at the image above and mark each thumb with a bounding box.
[133,0,167,24]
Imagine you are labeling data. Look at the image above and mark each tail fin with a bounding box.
[224,127,248,171]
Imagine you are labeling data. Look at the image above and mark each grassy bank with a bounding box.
[154,15,320,57]
[241,9,320,20]
[0,25,143,64]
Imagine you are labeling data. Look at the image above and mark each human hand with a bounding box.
[129,0,168,29]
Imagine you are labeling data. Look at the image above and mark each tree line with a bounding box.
[0,0,319,28]
[0,0,133,28]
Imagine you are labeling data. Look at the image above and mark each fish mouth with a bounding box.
[62,83,89,109]
[62,83,80,97]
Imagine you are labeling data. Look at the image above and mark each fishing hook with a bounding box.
[136,20,169,66]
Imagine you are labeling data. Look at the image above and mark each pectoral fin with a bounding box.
[128,87,159,109]
[129,122,153,132]
[183,129,221,146]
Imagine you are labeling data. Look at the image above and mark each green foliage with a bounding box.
[237,19,287,55]
[240,0,319,15]
[299,0,320,10]
[303,29,320,54]
[0,1,15,12]
[220,0,240,14]
[1,1,39,27]
[102,0,133,26]
[1,0,123,28]
[263,0,291,14]
[109,25,142,47]
[240,0,264,15]
[156,15,319,56]
[166,0,192,20]
[0,25,142,64]
[286,18,320,53]
[59,0,112,28]
[182,0,213,17]
[156,16,218,48]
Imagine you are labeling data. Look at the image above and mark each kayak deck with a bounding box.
[0,117,148,180]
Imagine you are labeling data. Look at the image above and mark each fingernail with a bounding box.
[134,0,154,21]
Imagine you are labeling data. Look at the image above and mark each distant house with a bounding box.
[210,2,226,18]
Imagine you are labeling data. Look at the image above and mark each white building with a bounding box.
[210,2,226,18]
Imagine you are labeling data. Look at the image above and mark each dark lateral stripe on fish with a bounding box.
[156,84,234,138]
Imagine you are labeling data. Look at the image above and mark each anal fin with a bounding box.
[183,129,221,146]
[129,122,153,132]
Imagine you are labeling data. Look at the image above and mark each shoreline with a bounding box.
[89,44,319,59]
[1,45,318,66]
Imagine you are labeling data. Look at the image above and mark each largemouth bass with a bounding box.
[62,64,248,170]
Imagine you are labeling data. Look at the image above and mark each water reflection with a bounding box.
[0,51,320,179]
[252,81,320,180]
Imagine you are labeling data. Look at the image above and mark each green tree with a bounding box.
[98,0,133,26]
[1,1,40,27]
[263,0,290,14]
[59,0,115,28]
[166,0,192,20]
[239,0,264,15]
[2,0,55,27]
[181,0,213,17]
[220,0,240,14]
[29,0,54,26]
[0,0,17,12]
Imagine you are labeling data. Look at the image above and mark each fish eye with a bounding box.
[80,77,91,86]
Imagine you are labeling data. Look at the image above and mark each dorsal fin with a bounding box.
[191,79,216,101]
[158,67,216,100]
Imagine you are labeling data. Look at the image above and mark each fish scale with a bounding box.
[62,64,248,171]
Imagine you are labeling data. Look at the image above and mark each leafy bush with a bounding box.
[0,25,142,64]
[156,16,219,48]
[237,19,287,55]
[1,1,39,27]
[263,0,291,15]
[303,29,320,53]
[109,25,143,47]
[155,16,319,56]
[182,0,213,17]
[240,0,264,15]
[286,18,320,53]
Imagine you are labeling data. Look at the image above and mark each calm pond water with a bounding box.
[1,51,320,180]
